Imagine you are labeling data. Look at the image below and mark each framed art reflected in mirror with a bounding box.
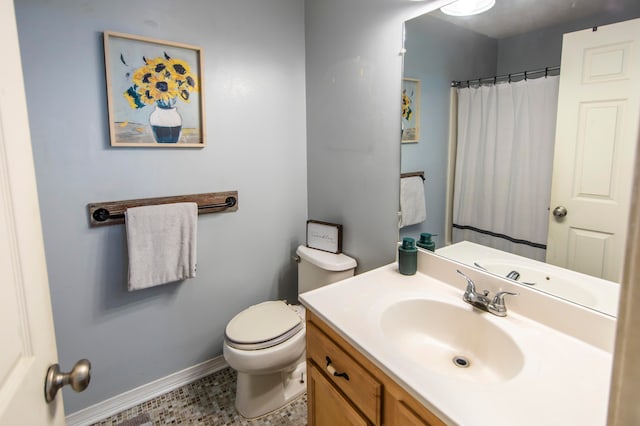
[401,78,420,143]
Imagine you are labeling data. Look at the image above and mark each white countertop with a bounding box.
[299,260,613,426]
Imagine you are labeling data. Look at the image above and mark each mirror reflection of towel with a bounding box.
[125,202,197,291]
[399,176,426,227]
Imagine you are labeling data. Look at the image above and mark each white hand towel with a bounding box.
[125,202,197,291]
[399,176,427,227]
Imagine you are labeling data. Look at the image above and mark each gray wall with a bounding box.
[304,0,445,272]
[400,15,497,248]
[497,6,640,74]
[15,0,307,414]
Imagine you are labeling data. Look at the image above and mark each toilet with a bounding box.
[223,245,357,418]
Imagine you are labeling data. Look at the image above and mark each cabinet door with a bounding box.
[308,363,370,426]
[306,322,381,423]
[397,401,432,426]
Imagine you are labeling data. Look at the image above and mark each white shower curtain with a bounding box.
[452,75,560,261]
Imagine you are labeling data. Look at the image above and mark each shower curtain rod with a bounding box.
[451,65,560,88]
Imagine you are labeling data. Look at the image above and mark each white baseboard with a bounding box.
[65,356,228,426]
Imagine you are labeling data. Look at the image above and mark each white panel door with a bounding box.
[546,18,640,282]
[0,0,65,424]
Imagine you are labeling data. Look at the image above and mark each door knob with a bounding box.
[44,359,91,403]
[553,206,568,218]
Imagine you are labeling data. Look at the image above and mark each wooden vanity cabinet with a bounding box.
[308,363,370,426]
[306,311,446,426]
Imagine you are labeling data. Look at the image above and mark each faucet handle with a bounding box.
[456,269,476,293]
[491,291,518,309]
[487,291,518,317]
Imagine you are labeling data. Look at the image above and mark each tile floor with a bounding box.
[91,367,307,425]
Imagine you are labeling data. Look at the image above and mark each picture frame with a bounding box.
[306,220,343,254]
[401,78,420,143]
[103,31,206,147]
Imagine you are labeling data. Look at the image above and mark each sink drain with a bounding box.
[452,356,470,368]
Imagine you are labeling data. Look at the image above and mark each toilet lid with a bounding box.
[225,301,303,350]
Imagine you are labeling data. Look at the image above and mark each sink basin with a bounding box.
[380,299,524,383]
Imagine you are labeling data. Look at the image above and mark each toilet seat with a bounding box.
[225,301,303,350]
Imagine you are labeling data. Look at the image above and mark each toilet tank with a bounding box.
[296,245,357,295]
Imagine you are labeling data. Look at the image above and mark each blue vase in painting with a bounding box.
[149,104,182,144]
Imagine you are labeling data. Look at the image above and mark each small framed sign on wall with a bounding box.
[306,220,343,254]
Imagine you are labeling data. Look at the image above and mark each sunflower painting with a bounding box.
[104,31,205,147]
[401,78,420,143]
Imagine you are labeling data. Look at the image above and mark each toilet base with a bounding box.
[234,358,307,419]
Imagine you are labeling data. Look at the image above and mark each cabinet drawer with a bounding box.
[306,321,382,425]
[308,363,370,426]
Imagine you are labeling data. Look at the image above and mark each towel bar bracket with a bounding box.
[92,208,112,222]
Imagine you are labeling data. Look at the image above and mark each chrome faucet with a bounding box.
[456,270,518,317]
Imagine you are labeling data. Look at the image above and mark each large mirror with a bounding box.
[400,0,640,317]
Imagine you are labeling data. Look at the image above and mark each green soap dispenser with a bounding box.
[398,237,417,275]
[417,233,436,252]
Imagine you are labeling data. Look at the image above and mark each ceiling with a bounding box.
[429,0,638,39]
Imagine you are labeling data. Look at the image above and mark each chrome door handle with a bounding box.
[553,206,568,218]
[44,359,91,403]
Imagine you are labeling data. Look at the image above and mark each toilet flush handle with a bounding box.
[293,255,301,263]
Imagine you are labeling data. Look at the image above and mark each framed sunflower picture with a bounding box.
[104,31,205,147]
[401,78,420,143]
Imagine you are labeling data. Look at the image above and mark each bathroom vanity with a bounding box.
[306,310,445,425]
[300,249,615,425]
